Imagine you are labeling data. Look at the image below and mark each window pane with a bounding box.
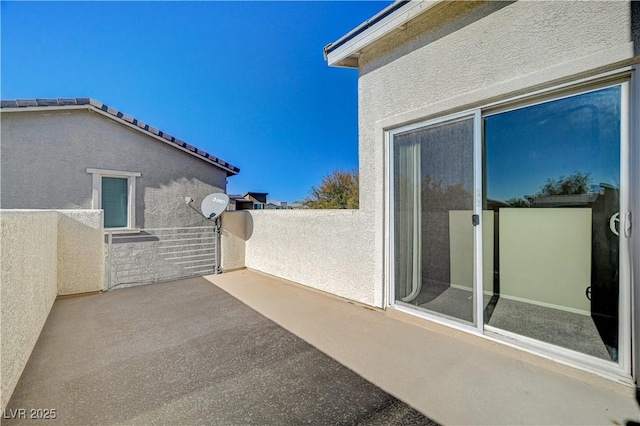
[393,117,476,324]
[484,86,621,362]
[102,177,128,228]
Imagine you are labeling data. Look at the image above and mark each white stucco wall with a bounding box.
[0,209,104,409]
[244,210,376,305]
[355,0,638,311]
[1,211,58,409]
[57,210,104,295]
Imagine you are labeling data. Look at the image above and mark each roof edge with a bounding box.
[323,0,443,68]
[1,97,240,176]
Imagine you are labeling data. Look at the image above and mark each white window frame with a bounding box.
[87,168,140,232]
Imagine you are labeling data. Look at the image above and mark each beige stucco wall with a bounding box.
[0,209,104,409]
[243,210,376,305]
[355,0,638,310]
[220,211,248,272]
[1,211,58,409]
[57,210,105,295]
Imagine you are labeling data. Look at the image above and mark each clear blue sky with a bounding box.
[485,86,620,202]
[1,1,391,202]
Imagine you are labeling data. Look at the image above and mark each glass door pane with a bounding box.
[483,86,622,362]
[393,116,476,325]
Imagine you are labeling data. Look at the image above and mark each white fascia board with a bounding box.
[0,105,89,113]
[326,0,442,68]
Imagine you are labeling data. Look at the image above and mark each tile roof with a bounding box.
[1,97,240,176]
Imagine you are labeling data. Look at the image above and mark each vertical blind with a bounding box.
[102,177,128,228]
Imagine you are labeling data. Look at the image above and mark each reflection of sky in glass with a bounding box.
[485,86,621,202]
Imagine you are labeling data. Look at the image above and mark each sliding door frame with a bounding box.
[385,71,634,381]
[387,109,483,335]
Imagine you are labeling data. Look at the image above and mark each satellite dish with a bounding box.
[201,193,229,220]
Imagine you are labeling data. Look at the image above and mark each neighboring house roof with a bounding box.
[244,192,268,197]
[267,201,289,208]
[0,97,240,176]
[227,194,245,200]
[323,0,444,68]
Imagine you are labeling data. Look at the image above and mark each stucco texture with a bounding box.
[1,110,228,228]
[1,209,104,408]
[354,0,638,309]
[57,210,104,295]
[1,211,58,409]
[244,210,375,305]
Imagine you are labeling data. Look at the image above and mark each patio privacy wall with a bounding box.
[221,210,377,305]
[0,209,104,409]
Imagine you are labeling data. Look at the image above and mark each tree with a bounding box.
[305,170,359,209]
[536,171,592,196]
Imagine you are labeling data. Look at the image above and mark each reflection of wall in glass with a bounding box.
[499,208,592,314]
[449,210,493,293]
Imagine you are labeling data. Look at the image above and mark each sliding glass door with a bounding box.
[483,85,625,364]
[392,114,478,325]
[390,81,630,373]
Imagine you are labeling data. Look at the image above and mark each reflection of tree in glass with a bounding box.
[506,171,592,207]
[505,197,532,208]
[536,171,592,196]
[421,175,472,211]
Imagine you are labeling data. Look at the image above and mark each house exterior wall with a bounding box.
[1,110,228,228]
[353,0,638,309]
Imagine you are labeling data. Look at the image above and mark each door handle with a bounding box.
[624,211,632,238]
[609,212,620,236]
[472,214,480,226]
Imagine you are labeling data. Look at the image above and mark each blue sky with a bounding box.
[1,1,391,202]
[485,86,621,202]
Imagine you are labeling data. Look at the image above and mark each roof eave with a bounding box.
[324,0,444,69]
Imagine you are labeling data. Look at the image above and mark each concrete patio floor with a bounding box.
[207,270,640,425]
[6,269,640,425]
[5,275,435,425]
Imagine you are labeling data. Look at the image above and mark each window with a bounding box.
[253,203,264,210]
[87,168,140,230]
